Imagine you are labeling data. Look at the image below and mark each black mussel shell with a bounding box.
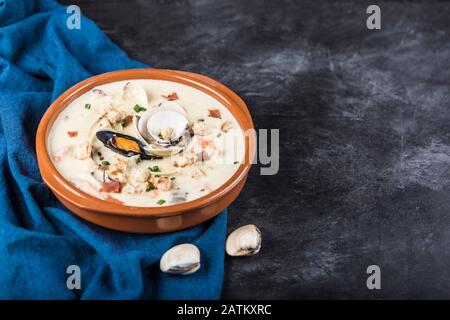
[96,131,162,160]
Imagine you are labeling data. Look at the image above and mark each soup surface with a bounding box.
[48,79,245,207]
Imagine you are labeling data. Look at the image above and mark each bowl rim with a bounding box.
[36,68,255,218]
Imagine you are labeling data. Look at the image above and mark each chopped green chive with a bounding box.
[170,177,176,180]
[134,104,147,113]
[149,165,160,172]
[135,157,141,164]
[217,133,222,138]
[101,160,110,166]
[84,103,91,110]
[146,184,154,192]
[157,199,166,205]
[233,161,239,164]
[154,174,160,178]
[116,119,126,127]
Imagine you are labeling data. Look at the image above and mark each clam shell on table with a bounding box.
[95,130,161,160]
[226,224,262,257]
[160,243,201,275]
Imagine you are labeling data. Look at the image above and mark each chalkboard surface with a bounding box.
[62,0,450,299]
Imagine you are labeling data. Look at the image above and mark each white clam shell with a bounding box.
[132,101,189,157]
[122,82,149,108]
[160,243,201,275]
[143,145,183,157]
[137,101,187,139]
[147,110,188,144]
[136,112,153,141]
[226,224,262,256]
[132,115,152,144]
[132,115,183,157]
[156,101,188,117]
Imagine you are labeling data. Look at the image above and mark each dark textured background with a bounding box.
[61,0,450,299]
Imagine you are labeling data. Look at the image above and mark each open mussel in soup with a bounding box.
[96,130,162,160]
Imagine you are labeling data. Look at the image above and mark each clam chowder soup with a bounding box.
[48,80,245,207]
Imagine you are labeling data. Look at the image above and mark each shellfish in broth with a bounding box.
[133,101,191,157]
[96,130,161,160]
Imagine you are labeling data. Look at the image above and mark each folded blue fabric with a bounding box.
[0,0,227,299]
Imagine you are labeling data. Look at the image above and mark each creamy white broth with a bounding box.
[48,79,245,207]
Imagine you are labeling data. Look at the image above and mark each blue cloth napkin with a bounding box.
[0,0,227,299]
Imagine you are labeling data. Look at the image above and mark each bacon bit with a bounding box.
[208,109,221,119]
[54,155,62,162]
[100,181,121,193]
[124,115,133,125]
[67,131,78,138]
[162,92,179,101]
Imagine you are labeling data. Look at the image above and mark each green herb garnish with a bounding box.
[233,161,239,164]
[116,119,127,127]
[101,160,110,166]
[133,104,147,113]
[217,133,222,138]
[157,199,166,205]
[146,184,154,192]
[135,157,141,164]
[170,177,176,180]
[84,103,91,110]
[149,165,160,173]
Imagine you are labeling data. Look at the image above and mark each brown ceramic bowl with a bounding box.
[36,69,255,233]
